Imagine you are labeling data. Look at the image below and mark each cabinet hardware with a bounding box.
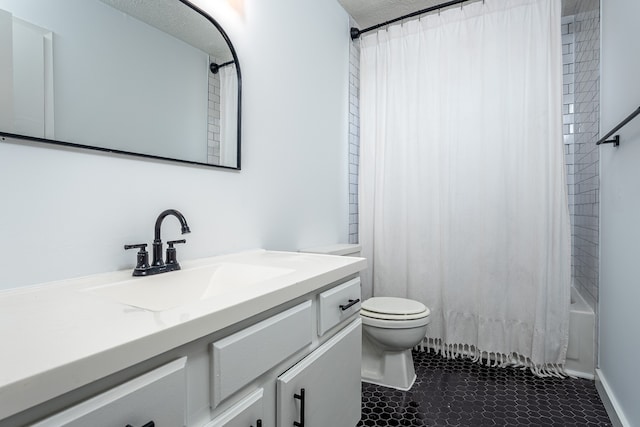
[293,388,305,427]
[125,422,154,427]
[339,299,360,311]
[251,420,262,427]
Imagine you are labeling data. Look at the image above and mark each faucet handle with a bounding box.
[166,239,186,267]
[124,243,147,251]
[167,239,186,247]
[124,243,150,276]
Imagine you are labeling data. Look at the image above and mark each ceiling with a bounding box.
[338,0,451,29]
[338,0,597,30]
[100,0,233,62]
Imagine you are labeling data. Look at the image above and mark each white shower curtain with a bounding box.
[220,63,238,167]
[359,0,571,371]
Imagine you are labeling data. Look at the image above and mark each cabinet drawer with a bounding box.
[211,301,312,407]
[32,358,187,427]
[318,277,361,336]
[206,388,264,427]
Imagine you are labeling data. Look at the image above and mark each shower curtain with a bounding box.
[359,0,571,372]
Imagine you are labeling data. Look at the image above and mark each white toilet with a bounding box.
[300,244,431,391]
[360,296,430,390]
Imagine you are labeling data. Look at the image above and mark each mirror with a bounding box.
[0,0,241,169]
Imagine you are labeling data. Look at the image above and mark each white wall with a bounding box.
[0,0,350,290]
[0,9,14,131]
[599,0,640,425]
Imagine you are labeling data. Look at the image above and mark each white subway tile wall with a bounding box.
[564,7,600,311]
[208,56,222,165]
[348,24,360,244]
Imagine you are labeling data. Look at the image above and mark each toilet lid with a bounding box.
[361,297,429,317]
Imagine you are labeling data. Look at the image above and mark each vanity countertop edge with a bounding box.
[0,249,367,420]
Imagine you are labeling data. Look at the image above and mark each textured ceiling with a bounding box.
[338,0,444,29]
[339,0,598,30]
[99,0,233,62]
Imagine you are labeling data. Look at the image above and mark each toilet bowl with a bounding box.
[299,244,431,391]
[360,297,430,390]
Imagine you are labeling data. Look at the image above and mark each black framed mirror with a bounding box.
[0,0,242,169]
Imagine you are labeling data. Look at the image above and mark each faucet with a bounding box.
[125,209,191,276]
[152,209,191,267]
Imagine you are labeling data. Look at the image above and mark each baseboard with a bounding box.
[564,368,595,380]
[595,369,630,427]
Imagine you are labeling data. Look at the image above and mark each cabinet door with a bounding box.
[32,358,187,427]
[276,319,361,427]
[206,388,264,427]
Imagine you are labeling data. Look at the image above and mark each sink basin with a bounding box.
[83,262,295,312]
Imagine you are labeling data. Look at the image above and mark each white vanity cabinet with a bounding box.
[0,252,365,427]
[207,278,362,427]
[207,317,361,427]
[32,358,188,427]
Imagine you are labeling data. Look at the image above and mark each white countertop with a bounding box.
[0,250,366,420]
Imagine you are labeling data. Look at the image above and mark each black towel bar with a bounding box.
[596,106,640,147]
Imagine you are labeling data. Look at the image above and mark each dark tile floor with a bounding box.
[357,350,612,426]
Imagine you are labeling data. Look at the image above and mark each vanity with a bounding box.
[0,250,366,427]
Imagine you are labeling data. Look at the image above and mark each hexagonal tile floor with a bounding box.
[357,350,612,426]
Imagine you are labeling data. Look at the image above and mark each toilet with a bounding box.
[300,244,431,391]
[360,296,430,390]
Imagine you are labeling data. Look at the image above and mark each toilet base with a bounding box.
[361,336,418,390]
[362,372,417,391]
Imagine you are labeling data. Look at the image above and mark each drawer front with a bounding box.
[318,277,361,336]
[206,388,264,427]
[211,301,312,407]
[32,358,187,427]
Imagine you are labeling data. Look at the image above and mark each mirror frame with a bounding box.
[0,0,242,170]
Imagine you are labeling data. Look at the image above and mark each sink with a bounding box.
[83,262,295,312]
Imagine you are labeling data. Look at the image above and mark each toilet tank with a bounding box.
[299,244,361,257]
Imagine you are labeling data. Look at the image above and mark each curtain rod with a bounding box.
[350,0,475,40]
[209,60,234,74]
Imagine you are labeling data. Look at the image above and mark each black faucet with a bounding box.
[125,209,191,276]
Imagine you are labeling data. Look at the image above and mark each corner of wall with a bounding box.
[595,369,631,427]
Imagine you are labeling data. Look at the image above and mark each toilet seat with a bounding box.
[360,314,430,329]
[361,297,430,320]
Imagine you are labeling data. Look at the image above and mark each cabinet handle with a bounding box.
[125,422,154,427]
[339,299,360,311]
[293,388,305,427]
[251,420,262,427]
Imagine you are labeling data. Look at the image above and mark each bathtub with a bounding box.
[565,286,596,379]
